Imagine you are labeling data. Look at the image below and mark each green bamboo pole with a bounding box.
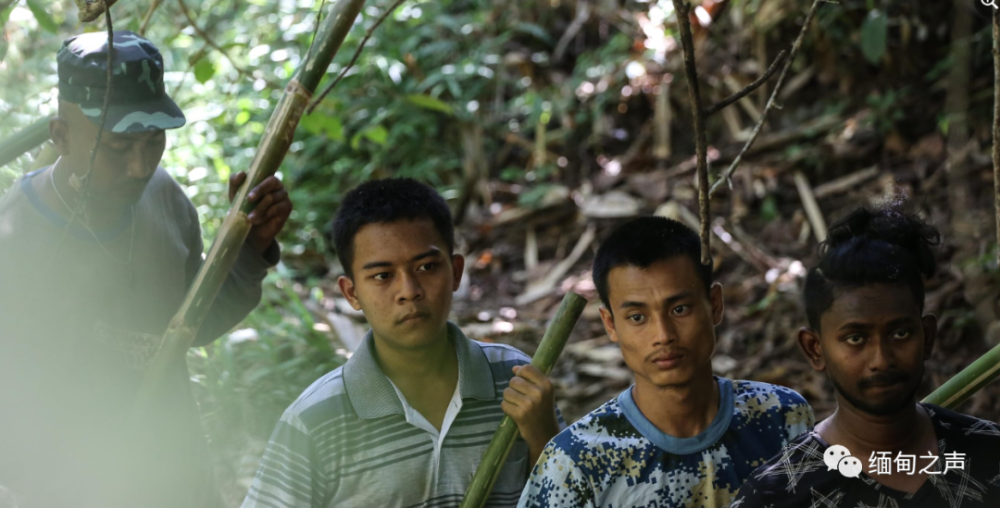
[923,343,1000,409]
[0,118,50,169]
[459,291,587,508]
[130,0,368,416]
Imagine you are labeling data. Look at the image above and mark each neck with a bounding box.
[632,371,719,438]
[43,160,127,229]
[372,326,458,384]
[820,397,927,453]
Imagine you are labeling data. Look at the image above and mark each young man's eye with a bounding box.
[416,262,438,272]
[372,272,390,281]
[672,305,690,316]
[844,335,865,345]
[626,314,646,324]
[893,329,911,339]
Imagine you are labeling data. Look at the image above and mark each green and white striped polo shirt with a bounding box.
[241,322,563,508]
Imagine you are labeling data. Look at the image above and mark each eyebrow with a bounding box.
[360,248,443,270]
[837,316,917,332]
[618,291,692,310]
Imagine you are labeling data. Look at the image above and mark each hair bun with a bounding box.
[822,202,940,278]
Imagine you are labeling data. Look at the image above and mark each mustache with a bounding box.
[857,371,908,390]
[644,348,688,362]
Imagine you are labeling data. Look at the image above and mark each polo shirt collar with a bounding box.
[344,321,496,420]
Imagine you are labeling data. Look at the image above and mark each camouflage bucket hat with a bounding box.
[57,30,186,133]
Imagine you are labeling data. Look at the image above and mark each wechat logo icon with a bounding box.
[824,444,862,478]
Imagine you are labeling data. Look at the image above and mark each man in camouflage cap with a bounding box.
[0,31,292,508]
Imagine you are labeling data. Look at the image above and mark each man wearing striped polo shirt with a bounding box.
[241,178,564,508]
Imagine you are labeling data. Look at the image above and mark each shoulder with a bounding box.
[281,365,352,432]
[731,379,814,418]
[476,340,532,364]
[144,167,196,213]
[546,396,636,459]
[736,431,834,502]
[474,340,532,383]
[925,403,1000,440]
[731,379,810,407]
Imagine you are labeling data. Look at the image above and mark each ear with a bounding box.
[50,117,71,156]
[709,282,725,326]
[338,275,362,311]
[798,327,826,371]
[451,253,465,291]
[921,314,937,360]
[599,306,620,344]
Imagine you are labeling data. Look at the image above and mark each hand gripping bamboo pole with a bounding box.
[130,0,368,417]
[459,291,588,508]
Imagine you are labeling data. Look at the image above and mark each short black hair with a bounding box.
[803,202,940,331]
[593,216,712,313]
[332,178,454,278]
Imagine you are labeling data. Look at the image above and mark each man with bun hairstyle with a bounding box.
[733,202,1000,507]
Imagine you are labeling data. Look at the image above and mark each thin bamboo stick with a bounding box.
[459,291,587,508]
[130,0,369,416]
[923,343,1000,409]
[0,118,50,169]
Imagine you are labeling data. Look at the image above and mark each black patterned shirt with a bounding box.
[732,404,1000,508]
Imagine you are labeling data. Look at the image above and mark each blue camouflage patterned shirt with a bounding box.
[517,378,815,508]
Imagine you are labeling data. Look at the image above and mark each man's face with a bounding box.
[338,219,464,351]
[53,102,166,207]
[599,256,723,390]
[802,284,935,416]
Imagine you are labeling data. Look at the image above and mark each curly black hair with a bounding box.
[803,200,940,330]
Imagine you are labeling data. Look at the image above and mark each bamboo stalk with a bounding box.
[459,291,587,508]
[0,118,50,169]
[923,343,1000,409]
[130,0,369,416]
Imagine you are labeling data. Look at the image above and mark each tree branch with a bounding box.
[138,0,165,36]
[705,50,787,116]
[307,0,406,113]
[993,6,1000,265]
[670,0,711,265]
[709,0,824,197]
[176,0,279,88]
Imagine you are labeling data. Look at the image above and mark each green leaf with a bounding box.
[194,59,216,84]
[26,0,58,33]
[363,125,388,145]
[406,94,453,114]
[299,113,343,141]
[860,9,887,65]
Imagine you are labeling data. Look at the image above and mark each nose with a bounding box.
[652,314,678,348]
[869,336,897,372]
[125,143,157,179]
[396,271,425,303]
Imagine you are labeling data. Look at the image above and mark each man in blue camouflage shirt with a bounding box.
[518,217,815,508]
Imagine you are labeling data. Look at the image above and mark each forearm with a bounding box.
[524,418,561,467]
